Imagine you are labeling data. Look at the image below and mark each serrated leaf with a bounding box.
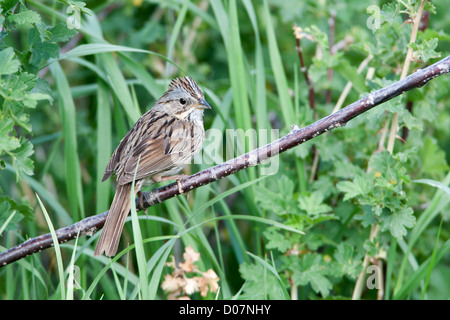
[0,47,20,75]
[337,174,373,201]
[333,243,362,279]
[239,262,284,299]
[290,253,332,297]
[254,175,297,215]
[379,2,400,25]
[11,137,34,180]
[278,175,294,197]
[298,191,332,217]
[49,23,78,42]
[0,118,21,154]
[380,207,416,239]
[409,38,441,63]
[30,41,60,67]
[264,228,293,253]
[6,9,41,29]
[254,185,285,213]
[22,92,52,109]
[369,151,396,177]
[355,205,379,227]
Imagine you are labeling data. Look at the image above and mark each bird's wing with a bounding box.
[112,111,202,185]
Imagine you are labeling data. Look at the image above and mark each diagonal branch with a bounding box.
[1,55,449,268]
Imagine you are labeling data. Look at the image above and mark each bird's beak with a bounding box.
[195,98,212,110]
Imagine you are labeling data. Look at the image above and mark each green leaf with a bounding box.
[1,0,20,12]
[355,206,378,227]
[298,191,332,217]
[30,41,59,67]
[290,253,333,297]
[0,192,32,232]
[337,174,373,201]
[419,137,449,178]
[332,243,362,279]
[409,38,441,63]
[0,118,21,154]
[239,261,285,299]
[334,160,364,179]
[264,228,294,253]
[0,47,20,75]
[254,175,297,215]
[49,23,78,42]
[380,207,416,239]
[254,187,284,214]
[6,9,41,29]
[379,2,400,25]
[414,179,450,197]
[60,43,156,60]
[11,137,34,180]
[22,91,52,109]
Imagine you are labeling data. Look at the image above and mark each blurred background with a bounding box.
[0,0,449,299]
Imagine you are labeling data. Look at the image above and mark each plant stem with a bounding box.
[353,1,427,300]
[387,0,426,154]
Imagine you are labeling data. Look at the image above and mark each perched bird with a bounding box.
[95,76,211,256]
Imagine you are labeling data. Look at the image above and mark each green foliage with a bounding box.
[0,0,449,300]
[0,2,76,231]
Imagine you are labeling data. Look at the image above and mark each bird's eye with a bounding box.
[179,98,187,105]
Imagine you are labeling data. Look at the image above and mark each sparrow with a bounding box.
[94,76,211,256]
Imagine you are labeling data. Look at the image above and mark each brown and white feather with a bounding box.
[95,76,209,256]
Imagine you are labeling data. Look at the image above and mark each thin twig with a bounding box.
[387,0,426,154]
[293,24,315,110]
[1,55,449,267]
[353,1,428,300]
[326,10,336,104]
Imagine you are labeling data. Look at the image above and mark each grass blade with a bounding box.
[100,52,141,123]
[0,210,16,236]
[165,0,190,77]
[66,229,80,300]
[414,179,450,197]
[36,193,65,299]
[393,240,450,300]
[95,80,112,214]
[246,251,290,299]
[421,217,444,299]
[130,157,149,299]
[50,62,84,221]
[263,0,295,126]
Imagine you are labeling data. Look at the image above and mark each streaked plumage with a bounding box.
[95,76,210,256]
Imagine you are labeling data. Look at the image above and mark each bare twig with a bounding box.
[293,24,315,110]
[387,0,426,154]
[1,55,449,267]
[326,10,336,104]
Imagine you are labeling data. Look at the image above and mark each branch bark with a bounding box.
[1,55,449,267]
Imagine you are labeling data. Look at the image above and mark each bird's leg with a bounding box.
[154,174,188,194]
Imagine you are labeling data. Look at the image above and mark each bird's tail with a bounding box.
[94,183,137,256]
